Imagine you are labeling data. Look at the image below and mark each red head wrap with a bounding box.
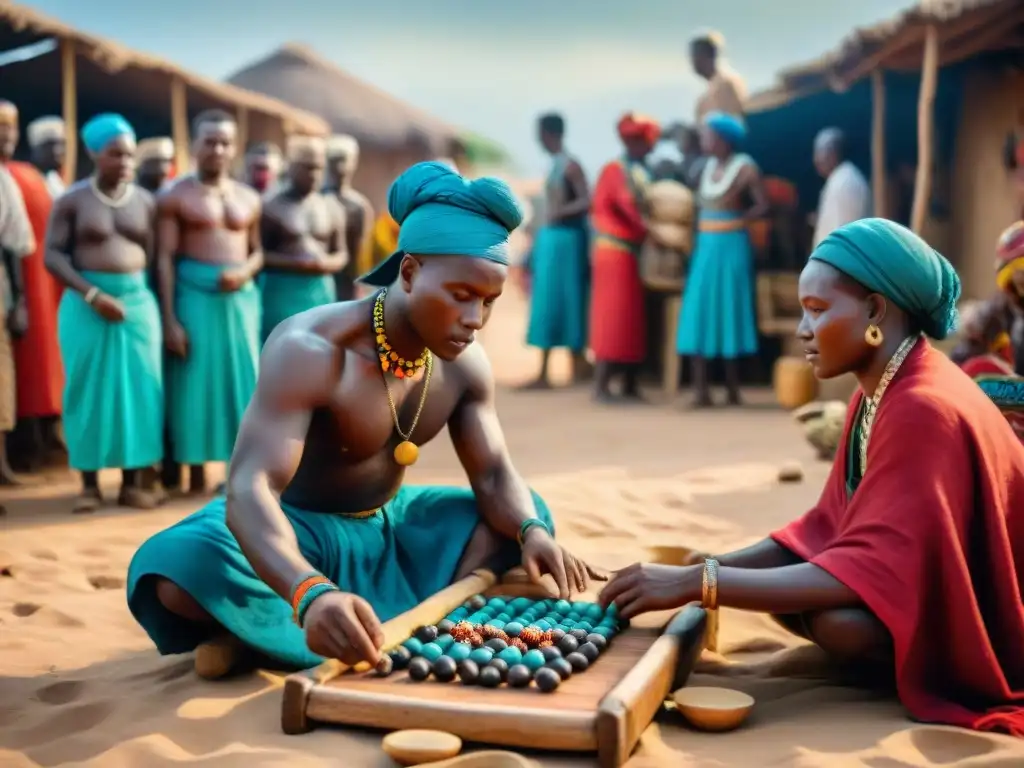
[617,112,661,149]
[995,220,1024,292]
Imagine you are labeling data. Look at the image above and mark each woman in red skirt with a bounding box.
[589,112,659,401]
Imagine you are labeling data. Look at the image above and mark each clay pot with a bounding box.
[773,356,817,410]
[648,221,693,253]
[646,180,695,223]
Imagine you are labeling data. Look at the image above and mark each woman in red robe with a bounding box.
[588,112,659,402]
[7,160,64,446]
[602,218,1024,735]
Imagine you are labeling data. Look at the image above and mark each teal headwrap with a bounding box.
[810,218,961,340]
[359,161,524,287]
[81,113,135,154]
[703,111,746,148]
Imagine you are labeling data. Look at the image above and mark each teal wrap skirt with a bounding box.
[258,270,337,345]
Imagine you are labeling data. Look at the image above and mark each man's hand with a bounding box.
[303,590,385,666]
[218,267,250,292]
[163,317,189,357]
[6,298,28,338]
[598,562,700,619]
[521,528,607,599]
[90,293,126,323]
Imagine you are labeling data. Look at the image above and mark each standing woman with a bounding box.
[676,111,768,407]
[589,112,659,402]
[45,114,163,512]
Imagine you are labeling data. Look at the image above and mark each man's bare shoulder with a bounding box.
[448,341,494,398]
[232,180,262,207]
[133,185,156,211]
[157,178,190,210]
[56,179,90,207]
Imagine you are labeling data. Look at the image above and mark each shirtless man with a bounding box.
[136,137,175,195]
[44,113,163,512]
[243,141,282,197]
[157,110,263,495]
[127,161,602,675]
[259,136,347,342]
[324,135,373,299]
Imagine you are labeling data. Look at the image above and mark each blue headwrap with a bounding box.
[81,113,135,154]
[810,218,961,340]
[359,161,524,287]
[703,111,746,148]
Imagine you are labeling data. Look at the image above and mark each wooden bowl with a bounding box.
[672,687,755,732]
[382,729,463,766]
[647,545,696,566]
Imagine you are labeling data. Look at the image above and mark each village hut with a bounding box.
[0,2,328,182]
[226,43,469,209]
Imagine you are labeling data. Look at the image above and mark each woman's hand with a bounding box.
[598,562,702,619]
[521,528,607,599]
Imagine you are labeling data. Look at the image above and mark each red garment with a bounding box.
[7,161,63,418]
[772,342,1024,735]
[589,161,647,363]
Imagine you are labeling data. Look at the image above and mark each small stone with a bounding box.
[467,594,487,610]
[504,621,524,637]
[478,665,502,688]
[507,664,532,688]
[414,625,439,644]
[574,621,593,633]
[586,633,609,652]
[374,654,395,676]
[534,666,561,693]
[570,628,589,643]
[548,628,566,643]
[389,646,412,670]
[557,635,579,656]
[778,461,804,483]
[437,619,455,635]
[448,642,473,662]
[469,647,494,666]
[496,646,523,666]
[488,658,509,681]
[484,638,508,653]
[547,657,573,680]
[522,649,546,671]
[408,656,432,681]
[554,599,572,613]
[458,659,480,685]
[432,655,458,682]
[565,651,589,672]
[540,646,562,662]
[578,642,600,663]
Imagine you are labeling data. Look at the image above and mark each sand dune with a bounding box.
[2,293,1021,767]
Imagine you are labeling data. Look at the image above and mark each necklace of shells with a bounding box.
[89,177,134,208]
[858,334,920,475]
[698,153,754,203]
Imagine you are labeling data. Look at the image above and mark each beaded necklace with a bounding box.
[859,334,920,475]
[373,287,428,380]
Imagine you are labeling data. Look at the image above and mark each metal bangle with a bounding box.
[84,286,100,305]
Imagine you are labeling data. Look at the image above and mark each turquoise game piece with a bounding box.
[497,646,523,666]
[489,619,506,630]
[575,621,593,633]
[420,642,443,662]
[554,599,572,614]
[590,626,613,639]
[522,649,546,671]
[448,642,473,662]
[535,619,551,631]
[469,647,494,665]
[436,634,455,651]
[402,637,424,655]
[496,612,512,622]
[504,621,524,637]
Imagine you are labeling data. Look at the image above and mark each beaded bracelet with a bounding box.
[296,581,340,628]
[290,573,332,623]
[517,518,551,546]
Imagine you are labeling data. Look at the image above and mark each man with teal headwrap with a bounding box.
[127,161,603,677]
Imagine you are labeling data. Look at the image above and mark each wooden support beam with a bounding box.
[60,38,77,183]
[911,24,939,235]
[235,106,249,175]
[871,69,887,219]
[170,77,190,178]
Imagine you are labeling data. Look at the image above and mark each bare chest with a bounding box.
[180,190,256,232]
[271,197,333,243]
[75,195,150,247]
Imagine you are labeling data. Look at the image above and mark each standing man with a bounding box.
[523,112,591,388]
[0,100,32,484]
[27,116,66,199]
[324,134,373,299]
[243,142,282,197]
[136,137,175,194]
[157,109,263,495]
[812,128,871,247]
[259,136,347,342]
[690,32,747,123]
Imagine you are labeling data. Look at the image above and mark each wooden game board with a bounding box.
[281,569,709,767]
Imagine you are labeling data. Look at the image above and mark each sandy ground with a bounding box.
[2,292,1022,767]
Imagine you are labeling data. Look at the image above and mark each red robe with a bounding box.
[773,342,1024,735]
[7,162,63,418]
[589,160,647,363]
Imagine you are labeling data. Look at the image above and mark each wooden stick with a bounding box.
[170,77,190,179]
[910,24,940,235]
[235,107,249,177]
[705,608,720,653]
[871,69,887,219]
[60,38,77,184]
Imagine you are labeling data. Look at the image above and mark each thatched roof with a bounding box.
[748,0,1023,112]
[0,1,328,135]
[225,43,458,152]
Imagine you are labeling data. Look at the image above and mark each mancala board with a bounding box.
[281,568,708,767]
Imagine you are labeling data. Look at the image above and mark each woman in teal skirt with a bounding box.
[676,111,770,407]
[44,113,164,512]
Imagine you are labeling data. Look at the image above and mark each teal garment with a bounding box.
[360,161,524,286]
[57,270,163,471]
[526,225,589,352]
[676,211,759,359]
[166,258,260,465]
[125,485,555,669]
[810,218,961,340]
[258,270,337,344]
[703,110,747,148]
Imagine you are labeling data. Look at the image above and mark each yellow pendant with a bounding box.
[394,440,419,466]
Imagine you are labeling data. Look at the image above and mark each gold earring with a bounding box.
[865,324,883,347]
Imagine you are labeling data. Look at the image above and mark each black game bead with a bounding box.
[484,638,508,653]
[467,594,487,611]
[478,665,503,688]
[565,652,590,672]
[557,634,579,656]
[432,655,458,682]
[547,657,573,680]
[458,659,480,685]
[389,646,412,670]
[586,633,609,653]
[437,619,456,635]
[540,645,562,662]
[578,642,600,663]
[414,625,439,644]
[374,654,395,677]
[534,666,561,693]
[570,628,589,643]
[507,664,532,688]
[408,656,432,681]
[548,628,566,643]
[488,658,509,681]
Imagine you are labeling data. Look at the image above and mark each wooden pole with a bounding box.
[871,69,887,219]
[235,106,249,176]
[170,77,190,178]
[60,38,77,183]
[910,24,940,234]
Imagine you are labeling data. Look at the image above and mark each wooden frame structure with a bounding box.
[281,569,710,768]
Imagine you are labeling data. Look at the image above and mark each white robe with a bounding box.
[813,161,872,247]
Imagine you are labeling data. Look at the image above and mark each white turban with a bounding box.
[26,116,64,148]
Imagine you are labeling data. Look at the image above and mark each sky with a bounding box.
[22,0,913,177]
